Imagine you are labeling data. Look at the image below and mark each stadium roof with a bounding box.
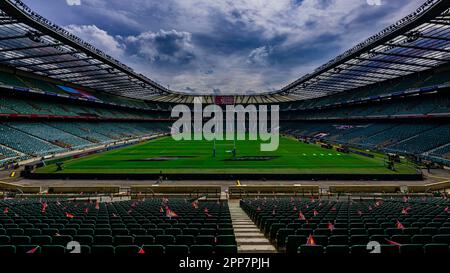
[0,0,450,103]
[275,0,450,100]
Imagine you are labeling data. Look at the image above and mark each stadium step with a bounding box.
[228,200,277,254]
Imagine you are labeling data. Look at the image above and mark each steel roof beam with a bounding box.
[0,51,75,62]
[0,43,63,53]
[355,57,435,68]
[15,57,93,68]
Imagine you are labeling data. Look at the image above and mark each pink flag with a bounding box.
[299,211,306,220]
[328,222,334,231]
[65,212,74,219]
[306,234,316,246]
[396,220,405,230]
[26,246,40,254]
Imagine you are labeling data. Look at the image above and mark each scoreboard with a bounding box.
[214,96,235,105]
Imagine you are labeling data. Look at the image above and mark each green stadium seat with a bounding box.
[332,228,348,235]
[129,229,146,235]
[399,244,424,255]
[350,235,369,245]
[77,229,94,236]
[326,245,350,255]
[350,245,369,255]
[218,228,234,236]
[380,245,400,255]
[91,245,115,255]
[41,245,66,255]
[24,228,41,236]
[329,235,348,245]
[147,229,164,236]
[391,235,411,244]
[115,245,140,255]
[424,244,450,255]
[432,234,450,244]
[215,245,237,255]
[286,235,307,254]
[10,235,30,245]
[142,245,164,255]
[276,228,295,248]
[16,245,41,254]
[411,235,432,245]
[114,235,134,245]
[52,235,72,246]
[94,235,113,245]
[134,235,155,245]
[183,228,199,236]
[190,245,214,255]
[298,245,324,255]
[0,235,10,244]
[0,245,15,254]
[95,229,112,236]
[216,235,236,246]
[176,235,195,246]
[155,235,175,246]
[166,245,189,255]
[73,235,93,245]
[196,235,215,245]
[31,235,52,245]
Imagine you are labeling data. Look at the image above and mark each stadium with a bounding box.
[0,0,450,264]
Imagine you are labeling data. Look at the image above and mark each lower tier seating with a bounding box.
[0,199,236,255]
[241,197,450,255]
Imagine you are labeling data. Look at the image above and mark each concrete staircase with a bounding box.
[228,200,277,254]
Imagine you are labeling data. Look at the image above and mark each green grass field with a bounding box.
[37,135,418,175]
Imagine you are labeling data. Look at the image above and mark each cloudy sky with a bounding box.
[22,0,425,95]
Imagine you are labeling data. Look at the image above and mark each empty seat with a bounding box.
[114,236,134,245]
[215,245,237,254]
[94,235,113,245]
[326,245,349,255]
[424,244,450,255]
[0,245,15,254]
[115,245,140,255]
[155,235,175,246]
[286,235,307,254]
[391,235,411,244]
[216,235,236,246]
[52,235,72,246]
[165,245,189,255]
[432,234,450,244]
[142,245,164,255]
[411,235,432,245]
[73,235,93,245]
[91,245,115,255]
[399,244,423,255]
[31,235,52,245]
[196,235,215,245]
[176,235,195,246]
[350,235,369,246]
[276,229,295,248]
[190,245,214,255]
[135,235,155,245]
[328,235,348,246]
[10,235,30,245]
[41,245,66,255]
[298,245,324,255]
